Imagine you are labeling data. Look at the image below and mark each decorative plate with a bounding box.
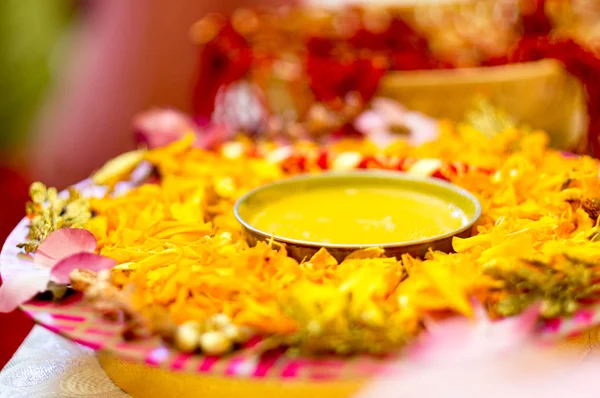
[3,178,600,389]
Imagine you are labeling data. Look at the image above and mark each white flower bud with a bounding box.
[174,321,201,353]
[199,331,233,355]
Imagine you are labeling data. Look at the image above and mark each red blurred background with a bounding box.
[0,0,75,367]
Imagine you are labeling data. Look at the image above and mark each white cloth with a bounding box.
[0,326,129,397]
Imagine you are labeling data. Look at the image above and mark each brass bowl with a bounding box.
[234,171,481,261]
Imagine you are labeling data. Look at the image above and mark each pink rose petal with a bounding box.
[134,109,197,149]
[34,228,97,269]
[357,306,593,398]
[51,252,117,284]
[359,343,600,398]
[404,112,440,146]
[407,304,540,364]
[195,123,234,150]
[355,110,388,134]
[0,267,50,313]
[354,111,398,148]
[0,229,114,311]
[371,98,407,126]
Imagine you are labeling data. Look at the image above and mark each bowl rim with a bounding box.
[233,170,482,250]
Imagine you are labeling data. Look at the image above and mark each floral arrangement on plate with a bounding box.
[3,99,600,360]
